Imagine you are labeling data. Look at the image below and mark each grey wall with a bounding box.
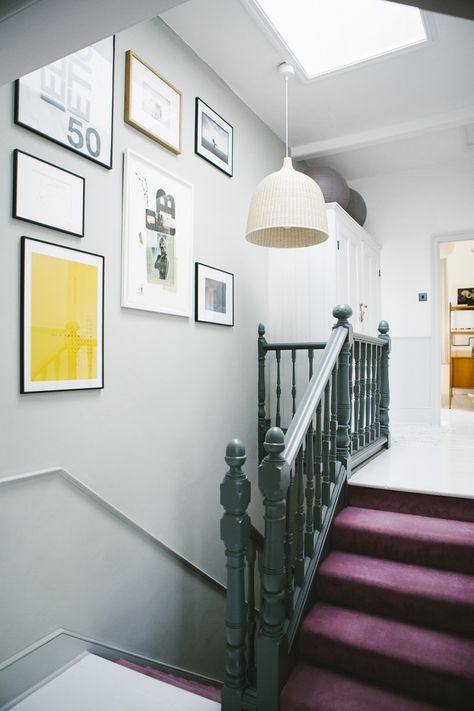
[0,17,282,675]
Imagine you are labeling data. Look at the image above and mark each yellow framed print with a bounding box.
[21,236,104,393]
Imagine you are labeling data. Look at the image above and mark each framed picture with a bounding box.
[195,263,234,326]
[457,288,474,306]
[21,237,104,393]
[195,98,233,176]
[15,37,115,169]
[13,150,85,237]
[124,50,182,154]
[122,149,193,317]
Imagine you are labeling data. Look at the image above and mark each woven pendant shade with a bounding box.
[245,157,329,248]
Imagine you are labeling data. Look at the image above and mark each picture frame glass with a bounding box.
[126,52,181,154]
[14,150,85,237]
[122,150,193,317]
[16,38,114,168]
[195,98,233,176]
[21,237,104,393]
[195,263,234,326]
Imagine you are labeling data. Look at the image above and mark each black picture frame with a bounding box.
[195,262,234,326]
[13,149,85,237]
[21,236,105,394]
[15,37,115,169]
[195,97,233,177]
[457,288,474,306]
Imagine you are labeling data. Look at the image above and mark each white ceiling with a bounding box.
[162,0,474,178]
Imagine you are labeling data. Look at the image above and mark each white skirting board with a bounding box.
[10,654,220,711]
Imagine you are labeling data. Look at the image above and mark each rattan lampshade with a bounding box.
[245,157,329,248]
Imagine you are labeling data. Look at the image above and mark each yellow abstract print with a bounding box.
[30,253,98,381]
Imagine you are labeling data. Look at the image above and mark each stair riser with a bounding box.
[317,575,474,635]
[299,634,474,709]
[332,526,474,574]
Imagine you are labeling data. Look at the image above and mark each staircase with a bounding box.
[281,486,474,710]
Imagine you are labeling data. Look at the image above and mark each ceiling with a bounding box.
[162,0,474,179]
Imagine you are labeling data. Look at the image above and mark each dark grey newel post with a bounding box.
[257,427,290,711]
[333,305,354,468]
[258,324,268,463]
[378,320,391,448]
[220,440,251,711]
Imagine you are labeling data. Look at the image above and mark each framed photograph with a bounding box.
[195,98,233,176]
[122,149,193,317]
[15,37,115,169]
[21,237,104,393]
[195,263,234,326]
[125,50,182,154]
[457,288,474,306]
[13,150,85,237]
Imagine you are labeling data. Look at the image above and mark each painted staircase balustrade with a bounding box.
[222,305,391,710]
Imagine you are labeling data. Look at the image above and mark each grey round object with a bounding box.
[306,167,350,209]
[346,188,367,226]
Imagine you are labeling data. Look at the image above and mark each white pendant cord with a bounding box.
[285,74,289,158]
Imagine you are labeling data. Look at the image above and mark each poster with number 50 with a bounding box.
[15,37,115,169]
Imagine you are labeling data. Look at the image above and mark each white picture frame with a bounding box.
[15,37,115,169]
[13,150,85,237]
[122,150,194,317]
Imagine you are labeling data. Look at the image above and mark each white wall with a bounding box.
[350,164,474,424]
[0,17,282,676]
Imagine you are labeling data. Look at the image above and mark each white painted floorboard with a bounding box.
[351,408,474,498]
[12,653,221,711]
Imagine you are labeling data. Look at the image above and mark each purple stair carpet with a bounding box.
[281,486,474,710]
[116,659,221,703]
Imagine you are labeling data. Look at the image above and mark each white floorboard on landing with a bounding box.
[350,407,474,498]
[11,653,221,711]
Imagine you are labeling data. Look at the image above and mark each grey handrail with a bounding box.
[284,326,347,470]
[353,332,385,347]
[263,341,327,351]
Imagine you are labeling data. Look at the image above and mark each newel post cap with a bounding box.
[333,304,352,322]
[225,439,246,467]
[378,320,390,335]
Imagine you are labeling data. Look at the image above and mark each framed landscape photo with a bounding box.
[122,149,193,317]
[125,50,182,154]
[21,237,104,393]
[195,263,234,326]
[13,150,85,237]
[195,98,233,176]
[15,37,115,169]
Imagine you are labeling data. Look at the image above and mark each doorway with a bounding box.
[438,238,474,413]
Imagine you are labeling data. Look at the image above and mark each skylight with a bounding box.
[252,0,428,79]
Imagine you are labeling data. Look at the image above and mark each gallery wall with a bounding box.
[0,16,282,677]
[350,164,474,424]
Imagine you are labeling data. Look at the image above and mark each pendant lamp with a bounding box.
[245,63,328,248]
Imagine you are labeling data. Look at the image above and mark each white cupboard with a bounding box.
[267,202,381,342]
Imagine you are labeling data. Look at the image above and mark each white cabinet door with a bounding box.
[336,222,362,325]
[359,240,381,335]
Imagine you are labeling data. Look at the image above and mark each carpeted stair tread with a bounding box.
[299,602,474,707]
[116,659,221,702]
[332,506,474,573]
[280,662,441,711]
[348,485,474,522]
[317,551,474,634]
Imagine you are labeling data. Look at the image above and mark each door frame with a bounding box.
[431,229,474,424]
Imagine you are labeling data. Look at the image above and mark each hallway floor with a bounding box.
[350,408,474,499]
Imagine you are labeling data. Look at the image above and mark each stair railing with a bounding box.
[220,305,391,710]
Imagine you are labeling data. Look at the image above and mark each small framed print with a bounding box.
[195,263,234,326]
[21,237,104,393]
[457,288,474,306]
[122,150,193,317]
[15,37,115,169]
[195,98,233,176]
[13,150,85,237]
[125,50,182,154]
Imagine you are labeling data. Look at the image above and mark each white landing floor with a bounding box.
[350,407,474,499]
[11,653,221,711]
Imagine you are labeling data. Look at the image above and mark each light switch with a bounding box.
[418,293,428,302]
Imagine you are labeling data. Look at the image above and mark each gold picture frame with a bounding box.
[124,50,182,155]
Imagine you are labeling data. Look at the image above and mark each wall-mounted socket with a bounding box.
[418,292,428,302]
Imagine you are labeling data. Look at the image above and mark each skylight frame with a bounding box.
[244,0,433,82]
